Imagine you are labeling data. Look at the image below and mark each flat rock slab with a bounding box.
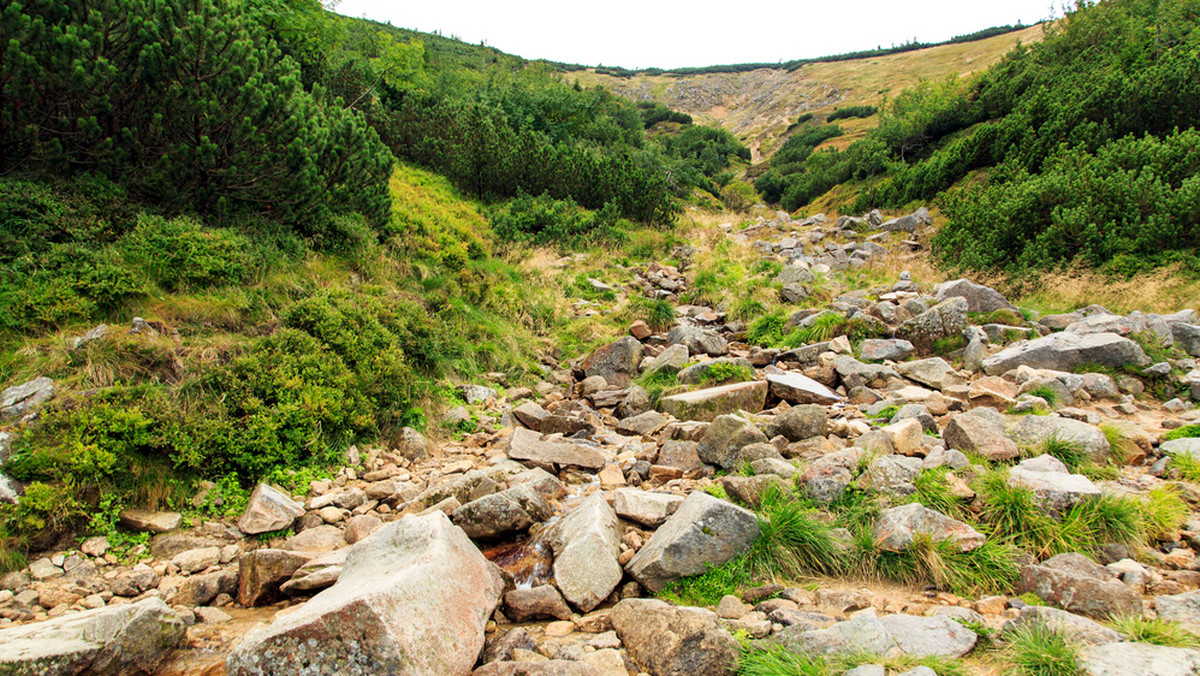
[1001,606,1124,646]
[626,492,760,592]
[983,332,1149,376]
[227,512,503,675]
[1080,642,1200,676]
[119,509,183,533]
[659,380,767,422]
[877,614,977,658]
[1154,589,1200,625]
[549,494,622,613]
[765,372,844,405]
[613,488,684,528]
[0,597,185,675]
[507,428,605,470]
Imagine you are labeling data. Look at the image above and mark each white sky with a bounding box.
[334,0,1061,70]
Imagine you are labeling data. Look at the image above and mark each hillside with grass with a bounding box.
[4,1,1200,675]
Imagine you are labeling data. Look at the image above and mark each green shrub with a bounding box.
[491,193,627,249]
[123,215,253,291]
[1040,434,1087,472]
[745,485,843,579]
[781,312,845,347]
[826,105,878,121]
[631,297,677,331]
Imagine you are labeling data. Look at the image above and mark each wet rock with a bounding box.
[983,332,1149,375]
[507,428,605,471]
[626,492,760,592]
[1079,642,1200,676]
[658,381,768,422]
[0,597,184,674]
[237,549,314,607]
[874,503,985,552]
[549,494,622,613]
[227,512,504,675]
[614,488,684,527]
[237,484,304,535]
[765,372,844,405]
[612,598,739,676]
[1020,553,1141,619]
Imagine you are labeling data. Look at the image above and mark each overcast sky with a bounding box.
[334,0,1060,70]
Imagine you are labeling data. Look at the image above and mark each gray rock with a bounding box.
[626,492,760,592]
[771,405,827,442]
[1162,438,1200,461]
[659,381,768,422]
[118,509,183,533]
[895,297,969,353]
[983,332,1150,376]
[873,503,985,552]
[859,339,915,362]
[452,484,553,539]
[1155,589,1200,625]
[1080,642,1200,676]
[1001,606,1124,645]
[0,597,184,674]
[895,357,965,390]
[1171,323,1200,357]
[173,569,237,606]
[474,661,600,675]
[877,614,977,658]
[775,264,816,286]
[857,455,921,493]
[279,549,346,595]
[769,613,899,657]
[584,336,644,387]
[549,494,622,613]
[226,513,504,675]
[0,473,20,505]
[504,585,573,622]
[944,409,1020,461]
[237,484,304,535]
[765,372,844,405]
[507,428,605,470]
[1006,415,1111,463]
[666,326,729,357]
[612,598,739,676]
[514,401,550,431]
[1008,460,1101,516]
[172,546,220,574]
[648,344,690,373]
[72,323,109,350]
[0,376,54,420]
[459,383,499,404]
[780,283,811,304]
[613,488,684,528]
[935,279,1017,313]
[1020,553,1141,619]
[615,410,668,437]
[697,414,768,470]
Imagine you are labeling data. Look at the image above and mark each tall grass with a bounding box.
[745,484,843,579]
[1002,620,1081,676]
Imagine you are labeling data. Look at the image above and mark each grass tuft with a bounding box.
[1110,616,1200,648]
[1002,619,1082,676]
[1040,434,1089,473]
[657,557,750,607]
[745,484,843,580]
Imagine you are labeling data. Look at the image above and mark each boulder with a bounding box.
[658,381,768,422]
[513,401,550,431]
[943,409,1019,461]
[452,485,553,539]
[1154,589,1200,625]
[648,344,690,373]
[873,503,985,552]
[877,614,977,658]
[549,494,622,613]
[281,525,344,552]
[583,336,644,388]
[775,264,816,286]
[1020,553,1141,619]
[857,455,921,493]
[1001,606,1124,645]
[0,597,184,674]
[983,332,1149,376]
[507,428,605,470]
[226,513,504,675]
[859,339,915,362]
[935,279,1017,313]
[666,326,729,357]
[764,372,844,405]
[118,509,182,533]
[611,598,739,676]
[174,570,237,606]
[344,515,383,544]
[1008,458,1101,515]
[769,613,899,658]
[1080,642,1200,676]
[237,484,304,535]
[895,358,965,390]
[172,546,220,574]
[504,585,573,623]
[1171,323,1200,357]
[697,414,768,470]
[238,549,314,607]
[279,549,346,595]
[770,405,827,442]
[895,298,969,353]
[881,418,926,456]
[396,426,433,461]
[0,376,54,420]
[1005,415,1111,463]
[615,410,669,437]
[626,492,760,592]
[613,488,684,528]
[676,358,753,386]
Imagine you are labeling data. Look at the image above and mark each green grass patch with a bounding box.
[658,557,750,607]
[1039,434,1089,473]
[1110,616,1200,648]
[701,362,756,387]
[1025,385,1060,408]
[748,309,788,347]
[745,485,843,579]
[630,297,677,331]
[1164,424,1200,441]
[931,334,967,356]
[1002,620,1081,676]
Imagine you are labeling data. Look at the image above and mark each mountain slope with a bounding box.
[567,25,1044,160]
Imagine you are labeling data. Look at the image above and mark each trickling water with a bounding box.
[482,475,599,589]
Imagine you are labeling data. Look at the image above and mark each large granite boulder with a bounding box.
[611,598,739,676]
[452,485,554,539]
[877,614,977,658]
[626,492,760,592]
[895,297,968,353]
[770,405,827,442]
[935,279,1017,313]
[696,413,768,470]
[983,332,1149,376]
[583,336,643,387]
[1080,642,1200,676]
[0,597,184,675]
[226,512,504,675]
[943,408,1019,461]
[1005,415,1111,463]
[549,494,622,613]
[238,484,305,535]
[0,376,54,420]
